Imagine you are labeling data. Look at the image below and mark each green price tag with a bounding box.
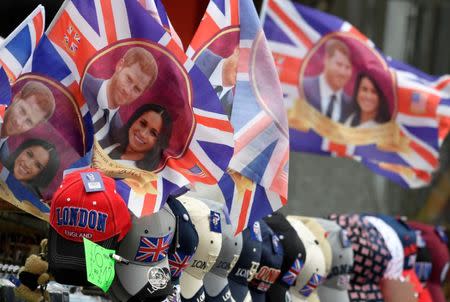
[83,238,116,292]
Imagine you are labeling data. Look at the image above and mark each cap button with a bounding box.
[279,235,284,240]
[182,214,189,221]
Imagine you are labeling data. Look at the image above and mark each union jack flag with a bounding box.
[168,251,192,278]
[152,0,289,234]
[0,5,44,83]
[135,233,173,263]
[281,257,304,286]
[298,273,323,297]
[40,0,234,214]
[261,0,450,188]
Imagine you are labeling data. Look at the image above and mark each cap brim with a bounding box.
[115,257,171,296]
[180,270,204,299]
[266,282,288,302]
[427,283,446,302]
[203,272,229,297]
[48,228,117,286]
[228,278,249,301]
[290,287,308,302]
[318,286,350,302]
[249,288,266,302]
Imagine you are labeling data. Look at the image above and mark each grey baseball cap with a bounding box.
[202,199,243,301]
[108,205,175,302]
[315,218,353,302]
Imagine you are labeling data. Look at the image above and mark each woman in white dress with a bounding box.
[345,73,390,128]
[106,103,172,170]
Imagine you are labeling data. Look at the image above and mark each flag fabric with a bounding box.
[151,0,289,234]
[0,5,45,82]
[261,0,450,187]
[41,0,234,217]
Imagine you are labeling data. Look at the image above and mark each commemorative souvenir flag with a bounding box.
[36,0,235,217]
[261,0,450,187]
[152,0,289,234]
[0,5,45,83]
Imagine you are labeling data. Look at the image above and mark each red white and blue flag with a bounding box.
[0,5,44,83]
[152,0,289,234]
[135,233,173,263]
[261,0,450,188]
[36,0,235,216]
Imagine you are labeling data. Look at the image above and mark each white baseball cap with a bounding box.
[286,216,326,302]
[178,196,222,300]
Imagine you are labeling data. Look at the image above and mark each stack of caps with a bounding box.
[264,212,306,302]
[298,216,332,302]
[330,214,392,302]
[109,204,175,301]
[408,222,450,302]
[202,199,243,301]
[178,196,222,301]
[286,216,326,302]
[248,220,284,301]
[316,218,354,302]
[228,221,263,301]
[48,169,131,286]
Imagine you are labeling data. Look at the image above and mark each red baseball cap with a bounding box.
[50,168,131,242]
[408,221,450,302]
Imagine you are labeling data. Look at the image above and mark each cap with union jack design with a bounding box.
[286,216,326,302]
[263,212,306,302]
[108,204,175,302]
[166,195,199,281]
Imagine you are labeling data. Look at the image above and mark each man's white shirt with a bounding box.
[319,74,344,122]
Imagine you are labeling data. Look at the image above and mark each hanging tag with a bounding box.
[81,172,105,192]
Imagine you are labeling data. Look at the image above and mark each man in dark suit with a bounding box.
[195,47,239,118]
[302,38,353,123]
[0,80,55,161]
[82,47,158,147]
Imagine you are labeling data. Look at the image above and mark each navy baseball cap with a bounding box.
[166,196,199,283]
[377,214,417,270]
[228,221,263,302]
[264,212,306,302]
[248,220,284,302]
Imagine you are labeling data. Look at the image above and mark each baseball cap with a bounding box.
[316,218,353,302]
[380,277,419,302]
[377,215,418,270]
[166,196,199,283]
[330,214,392,302]
[48,168,131,286]
[408,222,450,302]
[248,220,284,302]
[177,196,222,301]
[365,216,405,279]
[108,205,175,302]
[228,221,263,302]
[286,216,326,302]
[263,212,306,302]
[298,217,333,302]
[201,199,243,302]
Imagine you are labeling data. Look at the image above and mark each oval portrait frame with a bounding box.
[81,39,195,173]
[288,32,408,150]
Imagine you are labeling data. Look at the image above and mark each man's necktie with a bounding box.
[93,108,110,141]
[325,94,336,120]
